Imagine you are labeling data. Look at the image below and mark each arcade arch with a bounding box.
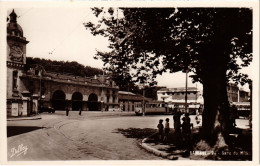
[72,92,83,110]
[52,90,66,110]
[88,93,99,111]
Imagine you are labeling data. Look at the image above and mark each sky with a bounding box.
[8,8,252,91]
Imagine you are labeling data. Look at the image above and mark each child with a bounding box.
[157,119,164,140]
[163,118,170,143]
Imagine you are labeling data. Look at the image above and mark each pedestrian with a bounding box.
[195,114,201,125]
[66,107,69,116]
[173,104,179,115]
[195,109,201,124]
[79,108,82,116]
[181,113,191,145]
[230,105,238,128]
[198,105,202,114]
[157,119,164,141]
[163,118,170,143]
[173,110,181,133]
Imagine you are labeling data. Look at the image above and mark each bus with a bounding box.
[135,101,167,115]
[233,102,251,117]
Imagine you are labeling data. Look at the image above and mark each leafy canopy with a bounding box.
[85,8,252,87]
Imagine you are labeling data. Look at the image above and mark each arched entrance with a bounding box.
[88,93,99,111]
[52,90,66,110]
[72,92,83,111]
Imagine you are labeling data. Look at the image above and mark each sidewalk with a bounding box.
[7,114,42,121]
[140,126,252,160]
[140,128,199,160]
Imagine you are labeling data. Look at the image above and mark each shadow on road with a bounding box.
[7,126,44,137]
[114,128,157,140]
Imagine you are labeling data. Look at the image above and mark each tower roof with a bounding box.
[7,9,24,37]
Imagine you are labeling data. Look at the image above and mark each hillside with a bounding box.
[25,57,103,77]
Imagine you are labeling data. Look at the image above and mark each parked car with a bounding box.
[39,106,55,113]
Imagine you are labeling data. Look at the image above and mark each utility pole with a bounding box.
[185,69,188,113]
[143,87,145,116]
[249,81,252,128]
[101,70,104,112]
[128,83,129,112]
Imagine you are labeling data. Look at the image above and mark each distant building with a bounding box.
[118,91,150,112]
[239,89,250,102]
[6,10,119,117]
[227,83,239,102]
[157,87,203,113]
[157,87,203,104]
[227,83,249,103]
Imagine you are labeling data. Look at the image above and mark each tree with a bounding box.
[85,8,252,149]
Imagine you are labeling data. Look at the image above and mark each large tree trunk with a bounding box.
[198,45,231,150]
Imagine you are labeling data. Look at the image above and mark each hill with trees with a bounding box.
[25,57,103,77]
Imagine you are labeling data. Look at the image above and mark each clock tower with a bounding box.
[7,9,30,116]
[7,9,29,64]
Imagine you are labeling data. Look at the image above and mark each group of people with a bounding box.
[157,112,192,144]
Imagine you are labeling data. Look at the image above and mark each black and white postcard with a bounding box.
[0,1,259,166]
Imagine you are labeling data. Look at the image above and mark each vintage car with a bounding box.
[39,106,55,113]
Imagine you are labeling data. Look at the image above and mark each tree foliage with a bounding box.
[85,8,252,86]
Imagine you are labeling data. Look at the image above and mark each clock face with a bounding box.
[9,45,24,62]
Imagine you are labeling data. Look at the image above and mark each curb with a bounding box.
[140,133,178,160]
[7,117,42,121]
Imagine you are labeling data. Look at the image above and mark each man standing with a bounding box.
[66,107,70,116]
[79,108,82,116]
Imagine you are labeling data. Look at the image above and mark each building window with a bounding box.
[40,82,45,96]
[13,71,18,90]
[113,96,116,103]
[107,95,110,103]
[29,81,34,93]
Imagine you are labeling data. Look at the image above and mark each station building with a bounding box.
[6,10,119,117]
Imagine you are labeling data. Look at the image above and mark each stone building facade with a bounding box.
[6,10,119,117]
[227,83,249,103]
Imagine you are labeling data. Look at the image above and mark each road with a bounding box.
[7,111,250,161]
[7,111,164,161]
